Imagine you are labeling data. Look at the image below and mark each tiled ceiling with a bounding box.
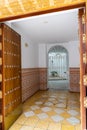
[0,0,85,19]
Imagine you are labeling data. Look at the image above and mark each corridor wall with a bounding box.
[38,41,80,92]
[11,23,40,102]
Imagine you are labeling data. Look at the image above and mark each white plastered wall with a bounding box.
[38,40,80,68]
[9,23,39,68]
[4,22,80,69]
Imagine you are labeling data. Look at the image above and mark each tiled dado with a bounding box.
[69,68,80,92]
[21,68,40,102]
[39,68,47,90]
[22,68,47,102]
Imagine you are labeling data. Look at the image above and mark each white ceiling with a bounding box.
[10,9,79,44]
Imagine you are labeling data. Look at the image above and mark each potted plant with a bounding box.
[51,71,58,77]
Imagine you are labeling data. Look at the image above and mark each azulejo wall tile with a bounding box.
[22,68,47,102]
[22,68,40,102]
[69,68,80,92]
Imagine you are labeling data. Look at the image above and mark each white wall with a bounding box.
[4,22,80,68]
[4,22,12,27]
[39,44,47,68]
[10,23,39,68]
[39,40,80,68]
[20,38,39,68]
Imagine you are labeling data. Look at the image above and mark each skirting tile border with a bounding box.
[21,68,47,102]
[69,68,80,92]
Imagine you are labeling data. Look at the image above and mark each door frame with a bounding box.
[0,2,85,22]
[0,1,87,130]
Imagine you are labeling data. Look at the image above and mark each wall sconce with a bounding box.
[25,43,28,47]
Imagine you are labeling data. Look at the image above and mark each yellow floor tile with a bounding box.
[62,119,72,125]
[15,114,27,125]
[47,111,57,116]
[23,108,31,112]
[23,105,31,111]
[27,115,39,120]
[35,120,49,129]
[24,118,39,127]
[62,124,75,130]
[75,124,81,130]
[48,122,61,130]
[41,117,53,122]
[20,125,34,130]
[9,90,81,130]
[34,109,42,114]
[34,128,46,130]
[75,115,81,120]
[60,112,71,118]
[9,124,22,130]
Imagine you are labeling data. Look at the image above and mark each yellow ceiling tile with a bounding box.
[49,0,55,6]
[0,0,86,20]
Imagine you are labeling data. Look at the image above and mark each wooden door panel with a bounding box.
[1,23,22,130]
[78,8,86,130]
[0,24,3,130]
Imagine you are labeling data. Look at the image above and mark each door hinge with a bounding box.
[83,53,87,64]
[83,34,86,43]
[83,75,87,86]
[84,97,87,108]
[82,14,86,24]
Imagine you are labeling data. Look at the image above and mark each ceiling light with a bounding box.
[43,21,48,23]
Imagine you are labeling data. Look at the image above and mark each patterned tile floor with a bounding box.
[9,89,81,130]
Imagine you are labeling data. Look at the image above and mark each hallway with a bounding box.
[9,89,81,130]
[48,80,69,90]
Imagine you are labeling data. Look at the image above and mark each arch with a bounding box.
[47,45,69,90]
[48,45,68,54]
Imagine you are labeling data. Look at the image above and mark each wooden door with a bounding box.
[0,23,3,130]
[0,23,22,130]
[78,8,87,130]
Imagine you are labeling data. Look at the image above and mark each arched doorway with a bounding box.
[48,45,69,90]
